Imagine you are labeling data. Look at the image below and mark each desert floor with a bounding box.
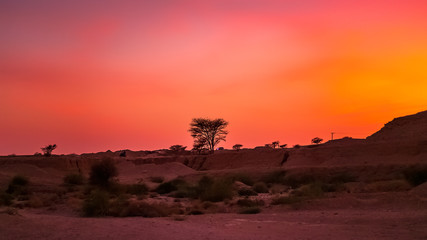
[1,192,426,240]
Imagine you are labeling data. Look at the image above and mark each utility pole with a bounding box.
[331,132,335,140]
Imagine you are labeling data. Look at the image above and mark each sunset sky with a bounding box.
[1,0,426,155]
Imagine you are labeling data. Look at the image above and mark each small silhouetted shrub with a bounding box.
[155,179,187,194]
[199,177,233,202]
[252,182,269,193]
[293,182,325,198]
[63,173,84,185]
[82,190,110,217]
[238,206,261,214]
[6,175,30,195]
[404,166,427,186]
[89,158,118,188]
[238,188,258,196]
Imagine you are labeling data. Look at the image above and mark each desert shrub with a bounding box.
[237,188,258,196]
[261,170,287,184]
[82,190,110,217]
[292,182,324,198]
[63,173,84,185]
[172,184,198,199]
[238,206,261,214]
[199,177,233,202]
[252,182,269,193]
[271,195,301,205]
[108,195,131,217]
[155,179,186,194]
[231,173,254,186]
[404,166,427,186]
[126,183,149,196]
[89,158,118,188]
[6,175,30,195]
[236,198,264,207]
[0,192,13,206]
[150,176,165,183]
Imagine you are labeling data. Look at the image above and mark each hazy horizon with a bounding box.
[1,0,427,155]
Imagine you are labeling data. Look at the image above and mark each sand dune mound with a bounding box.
[367,110,427,142]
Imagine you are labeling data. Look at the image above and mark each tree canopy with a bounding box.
[188,118,229,151]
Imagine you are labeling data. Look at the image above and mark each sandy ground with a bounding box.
[1,193,427,240]
[1,208,426,240]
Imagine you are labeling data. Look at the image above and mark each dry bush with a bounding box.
[199,177,233,202]
[82,190,110,217]
[63,173,84,185]
[155,179,187,194]
[89,158,118,188]
[6,175,30,196]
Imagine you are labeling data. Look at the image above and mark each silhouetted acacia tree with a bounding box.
[189,118,229,152]
[311,137,323,145]
[233,144,243,151]
[279,144,287,149]
[272,141,280,148]
[41,144,57,157]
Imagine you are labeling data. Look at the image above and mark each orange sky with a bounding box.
[1,0,427,155]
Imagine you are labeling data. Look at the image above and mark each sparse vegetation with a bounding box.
[89,158,118,188]
[82,190,110,217]
[41,144,57,156]
[63,173,84,185]
[311,137,323,145]
[233,144,243,151]
[198,176,233,202]
[6,175,30,196]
